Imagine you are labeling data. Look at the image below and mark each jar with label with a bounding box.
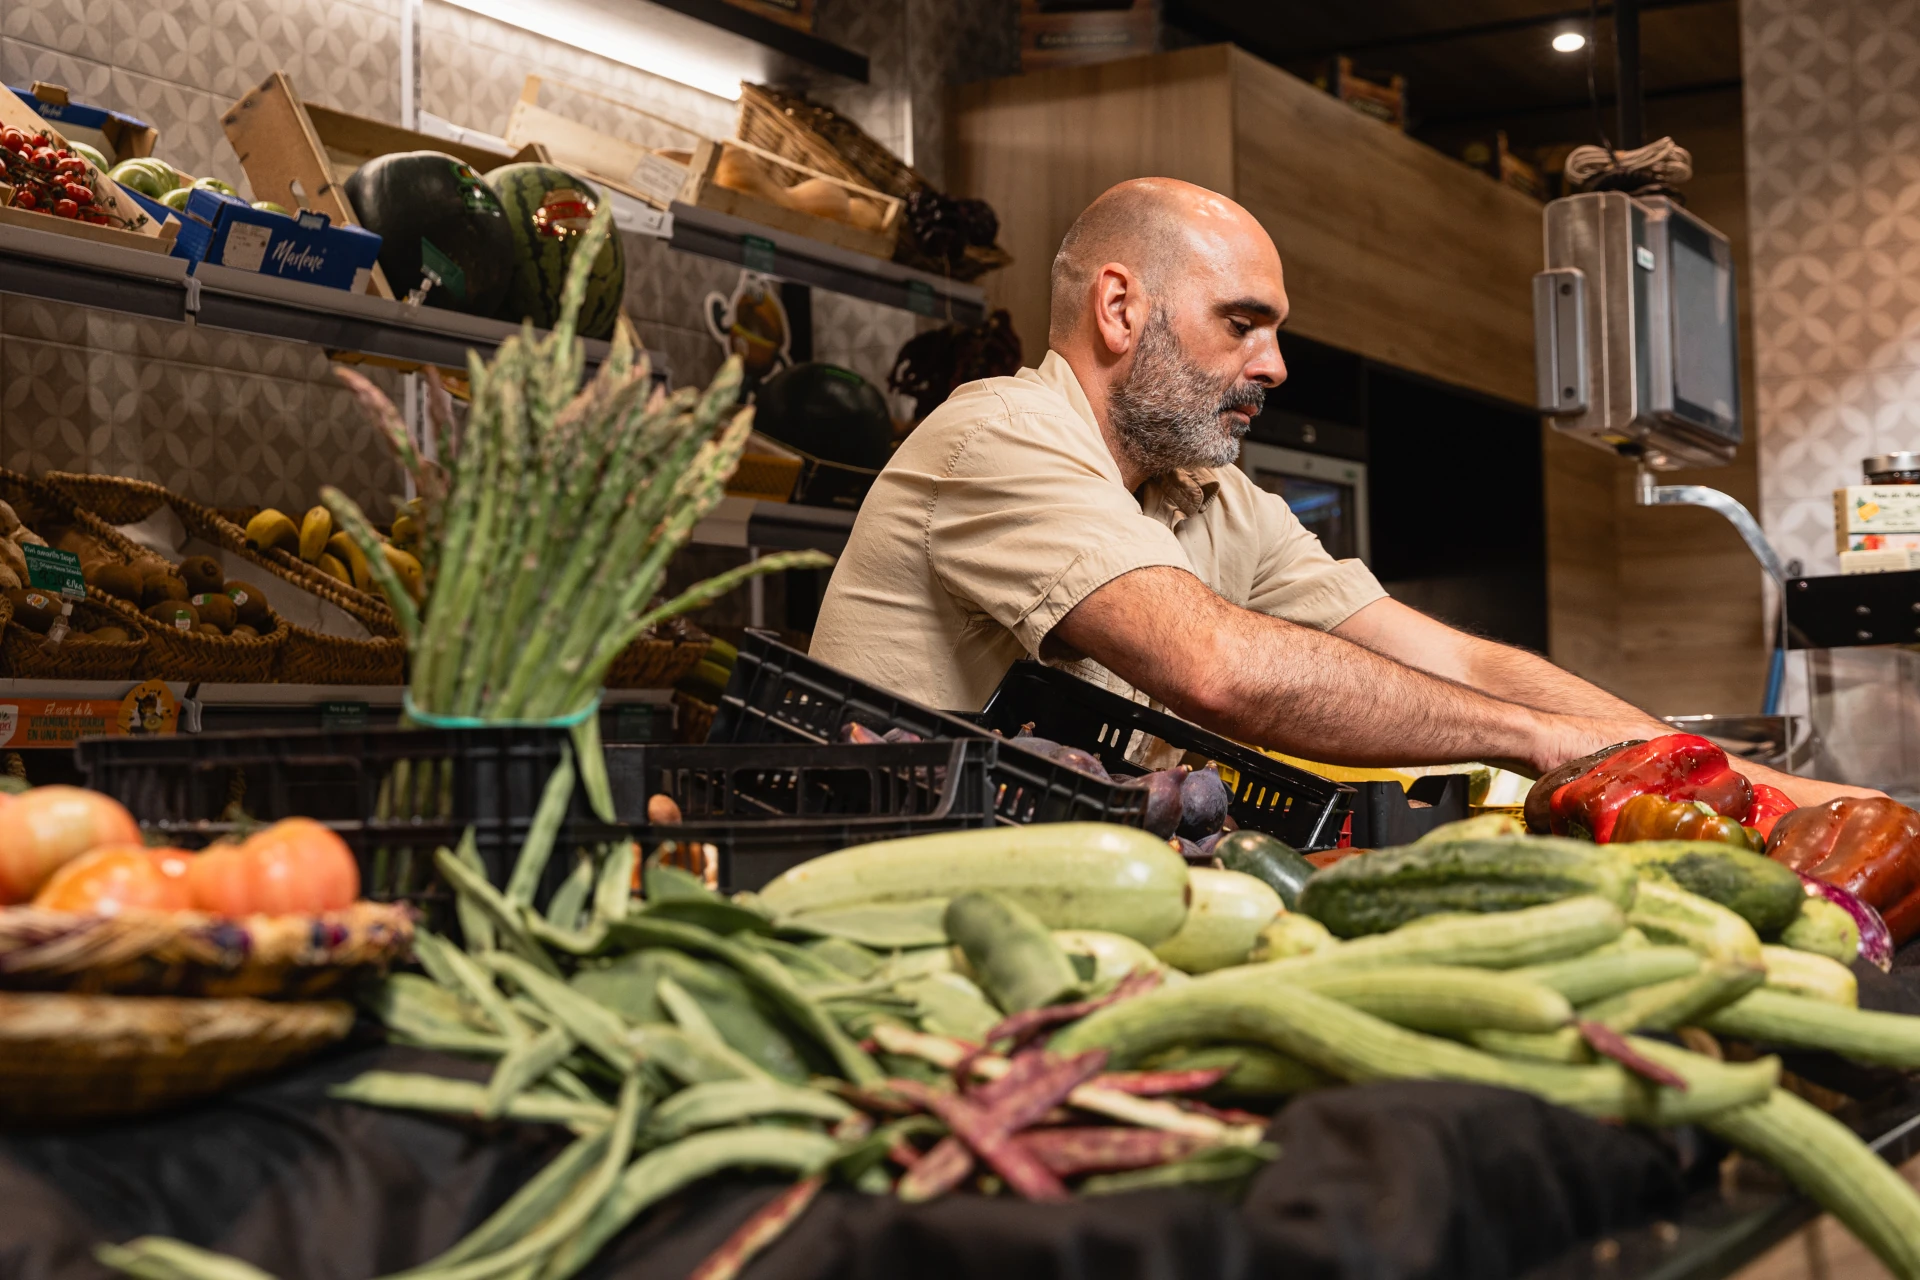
[1864,452,1920,484]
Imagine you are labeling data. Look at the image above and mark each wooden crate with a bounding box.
[1,83,168,242]
[1020,0,1156,71]
[0,203,178,253]
[682,137,901,259]
[1314,56,1407,131]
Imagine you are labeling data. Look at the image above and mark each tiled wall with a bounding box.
[1743,0,1920,576]
[0,0,1014,516]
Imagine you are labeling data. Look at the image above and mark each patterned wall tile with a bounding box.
[3,0,113,69]
[1,36,115,105]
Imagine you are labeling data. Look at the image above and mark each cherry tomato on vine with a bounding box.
[53,198,78,218]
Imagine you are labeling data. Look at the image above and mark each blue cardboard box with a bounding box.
[7,82,157,164]
[168,188,381,292]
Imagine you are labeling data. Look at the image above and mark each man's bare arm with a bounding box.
[1047,567,1642,775]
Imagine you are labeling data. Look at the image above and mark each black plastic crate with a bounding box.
[709,631,1150,831]
[1349,775,1471,848]
[979,661,1354,851]
[74,726,626,927]
[605,740,998,890]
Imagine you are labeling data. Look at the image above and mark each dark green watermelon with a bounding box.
[754,363,893,469]
[343,151,514,317]
[484,163,625,340]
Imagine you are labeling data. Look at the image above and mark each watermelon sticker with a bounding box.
[532,188,595,239]
[420,237,468,303]
[450,160,498,216]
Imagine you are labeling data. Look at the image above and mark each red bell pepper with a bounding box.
[1548,734,1753,843]
[1745,785,1797,842]
[1767,797,1920,944]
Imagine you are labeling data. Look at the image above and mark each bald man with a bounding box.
[811,178,1862,798]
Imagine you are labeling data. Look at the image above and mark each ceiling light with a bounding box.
[440,0,765,101]
[1552,30,1587,53]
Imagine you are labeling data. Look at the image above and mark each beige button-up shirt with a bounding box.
[809,350,1385,713]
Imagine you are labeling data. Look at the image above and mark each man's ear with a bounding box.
[1091,262,1143,357]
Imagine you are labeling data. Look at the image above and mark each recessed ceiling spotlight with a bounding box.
[1552,30,1588,53]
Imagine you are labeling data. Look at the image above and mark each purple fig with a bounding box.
[1177,766,1231,838]
[882,728,924,743]
[1052,745,1110,779]
[1127,767,1187,838]
[1171,836,1216,865]
[1192,830,1226,856]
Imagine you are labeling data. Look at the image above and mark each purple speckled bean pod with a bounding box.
[1015,1127,1218,1177]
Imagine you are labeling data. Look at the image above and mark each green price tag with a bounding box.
[614,703,666,743]
[320,701,369,731]
[22,544,86,600]
[420,237,468,303]
[906,280,936,317]
[742,234,777,274]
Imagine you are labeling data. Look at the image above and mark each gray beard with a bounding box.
[1107,309,1262,478]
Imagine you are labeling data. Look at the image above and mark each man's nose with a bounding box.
[1246,336,1286,388]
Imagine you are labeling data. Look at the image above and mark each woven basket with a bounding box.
[0,992,353,1124]
[606,637,710,690]
[672,690,717,743]
[48,473,403,685]
[0,900,415,998]
[2,595,150,681]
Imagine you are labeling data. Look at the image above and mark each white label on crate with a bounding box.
[350,266,372,293]
[221,222,273,273]
[627,152,688,206]
[0,705,14,748]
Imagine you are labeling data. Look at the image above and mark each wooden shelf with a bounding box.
[642,0,868,82]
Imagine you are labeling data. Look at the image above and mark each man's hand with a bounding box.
[1048,567,1640,775]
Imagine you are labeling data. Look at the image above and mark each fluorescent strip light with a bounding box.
[438,0,756,101]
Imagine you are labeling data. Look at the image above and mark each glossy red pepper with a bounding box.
[1767,797,1920,943]
[1549,734,1753,843]
[1611,792,1760,849]
[1745,785,1796,842]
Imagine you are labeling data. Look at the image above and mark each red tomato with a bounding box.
[184,841,255,917]
[0,787,143,902]
[53,199,78,218]
[186,819,358,916]
[33,845,193,915]
[13,191,35,210]
[0,128,25,150]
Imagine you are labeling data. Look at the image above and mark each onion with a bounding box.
[1798,872,1894,971]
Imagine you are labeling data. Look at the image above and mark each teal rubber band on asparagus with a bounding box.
[403,690,603,729]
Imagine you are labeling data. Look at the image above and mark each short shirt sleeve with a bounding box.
[927,391,1193,657]
[1240,477,1387,630]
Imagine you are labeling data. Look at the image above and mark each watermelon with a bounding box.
[754,363,893,469]
[484,163,625,340]
[344,151,514,317]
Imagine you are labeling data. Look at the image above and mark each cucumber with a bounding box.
[945,893,1080,1014]
[1139,1044,1331,1097]
[1518,946,1701,1005]
[1255,896,1628,977]
[1295,965,1573,1034]
[1297,837,1638,938]
[1629,879,1763,964]
[1468,1027,1590,1062]
[1704,989,1920,1067]
[1214,830,1317,909]
[1760,944,1857,1006]
[1249,912,1337,961]
[1413,813,1527,844]
[758,824,1190,945]
[1779,895,1860,965]
[1152,868,1283,974]
[1614,841,1805,934]
[1052,930,1168,984]
[1577,961,1764,1033]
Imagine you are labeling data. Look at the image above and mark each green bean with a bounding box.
[641,1080,853,1146]
[451,832,497,954]
[428,1125,612,1267]
[571,718,617,824]
[524,912,611,957]
[435,849,561,977]
[591,841,635,923]
[656,975,729,1052]
[733,935,856,989]
[415,931,530,1041]
[330,1072,611,1127]
[506,743,575,908]
[96,1239,278,1280]
[484,1026,576,1120]
[484,953,631,1070]
[629,1025,765,1085]
[541,1127,841,1280]
[544,853,595,932]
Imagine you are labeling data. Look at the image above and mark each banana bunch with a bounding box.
[245,499,425,605]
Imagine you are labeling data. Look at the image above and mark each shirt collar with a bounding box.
[1020,351,1223,516]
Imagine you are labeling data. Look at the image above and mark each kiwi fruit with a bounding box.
[8,587,62,634]
[225,580,271,627]
[179,555,224,595]
[190,592,237,633]
[194,622,224,638]
[89,562,143,602]
[144,601,199,631]
[91,625,132,644]
[141,569,189,607]
[231,624,259,639]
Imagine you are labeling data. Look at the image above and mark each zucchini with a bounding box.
[1215,830,1317,909]
[1152,868,1283,974]
[1614,841,1805,935]
[1760,944,1858,1006]
[1249,912,1337,961]
[1052,930,1168,984]
[1518,946,1701,1005]
[758,823,1190,945]
[1297,837,1638,937]
[1628,879,1763,964]
[1779,895,1860,965]
[1704,989,1920,1067]
[1294,965,1573,1034]
[1576,961,1764,1033]
[1705,1090,1920,1280]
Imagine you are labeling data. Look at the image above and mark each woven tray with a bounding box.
[606,636,710,689]
[2,594,150,681]
[0,900,415,998]
[48,472,403,685]
[0,992,353,1124]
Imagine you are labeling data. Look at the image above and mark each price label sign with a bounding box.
[614,703,666,743]
[627,152,688,207]
[321,701,369,732]
[22,544,86,600]
[742,234,777,275]
[906,280,937,317]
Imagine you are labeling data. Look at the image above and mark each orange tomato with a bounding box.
[0,786,142,903]
[33,844,194,915]
[186,819,359,916]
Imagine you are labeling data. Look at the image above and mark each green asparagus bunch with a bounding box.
[323,202,828,721]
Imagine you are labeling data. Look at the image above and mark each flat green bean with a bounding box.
[543,853,595,931]
[97,1239,278,1280]
[415,931,530,1041]
[435,848,561,977]
[506,741,574,908]
[484,1026,576,1120]
[451,832,497,954]
[641,1079,852,1146]
[628,1025,764,1085]
[656,974,728,1049]
[484,953,632,1070]
[591,841,635,923]
[427,1126,612,1267]
[330,1072,611,1126]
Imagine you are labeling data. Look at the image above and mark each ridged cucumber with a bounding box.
[1293,965,1573,1034]
[1518,946,1701,1005]
[1239,896,1628,981]
[1779,895,1859,965]
[758,824,1189,945]
[1760,944,1857,1006]
[1297,837,1637,937]
[1152,868,1283,973]
[1139,1044,1331,1097]
[1614,841,1805,934]
[1705,989,1920,1067]
[1469,1027,1590,1062]
[1577,961,1764,1033]
[1629,879,1763,964]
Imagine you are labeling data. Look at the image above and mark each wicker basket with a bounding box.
[672,690,717,743]
[0,900,415,998]
[606,636,710,690]
[0,992,353,1124]
[2,594,150,681]
[48,473,404,685]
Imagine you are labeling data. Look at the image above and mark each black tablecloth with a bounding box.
[5,956,1915,1280]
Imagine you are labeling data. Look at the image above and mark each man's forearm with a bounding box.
[1460,638,1668,732]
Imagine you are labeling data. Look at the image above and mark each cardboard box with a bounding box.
[169,188,381,291]
[1835,486,1920,536]
[8,81,158,164]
